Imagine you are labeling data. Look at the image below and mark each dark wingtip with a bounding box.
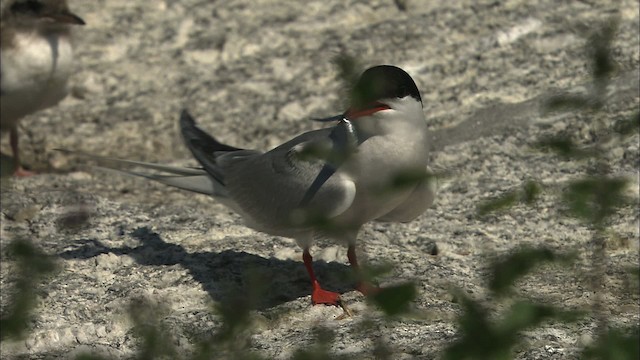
[180,109,195,126]
[179,109,243,154]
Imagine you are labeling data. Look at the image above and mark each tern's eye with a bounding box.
[10,0,44,15]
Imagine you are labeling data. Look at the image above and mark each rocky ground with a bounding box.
[1,0,638,359]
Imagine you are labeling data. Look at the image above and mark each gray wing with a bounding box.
[220,129,356,231]
[179,110,356,232]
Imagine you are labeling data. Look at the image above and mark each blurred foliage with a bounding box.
[1,11,637,360]
[55,208,92,232]
[544,94,595,113]
[369,283,417,316]
[445,292,582,360]
[127,298,178,360]
[355,262,394,284]
[214,270,265,333]
[563,176,629,226]
[469,16,639,360]
[612,112,640,137]
[291,327,348,360]
[534,136,596,160]
[588,18,617,94]
[190,269,267,360]
[544,18,618,113]
[477,180,541,216]
[444,247,583,359]
[332,54,362,95]
[0,239,58,342]
[477,190,518,216]
[383,168,438,194]
[355,262,418,316]
[478,14,633,251]
[488,247,575,296]
[71,269,269,360]
[582,327,640,360]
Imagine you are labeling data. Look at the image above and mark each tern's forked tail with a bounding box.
[179,109,245,186]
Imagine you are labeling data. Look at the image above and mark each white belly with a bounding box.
[334,132,431,226]
[1,31,75,128]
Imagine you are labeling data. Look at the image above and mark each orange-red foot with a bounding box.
[356,282,381,297]
[311,283,353,317]
[13,167,36,177]
[311,281,342,306]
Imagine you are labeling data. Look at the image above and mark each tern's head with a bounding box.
[346,65,422,120]
[2,0,85,32]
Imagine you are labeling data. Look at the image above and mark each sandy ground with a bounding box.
[1,0,638,359]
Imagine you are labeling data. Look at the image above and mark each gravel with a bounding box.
[1,0,638,359]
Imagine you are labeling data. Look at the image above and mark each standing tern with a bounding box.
[62,65,437,309]
[1,0,85,176]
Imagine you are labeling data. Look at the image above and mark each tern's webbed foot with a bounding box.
[310,283,353,318]
[311,282,341,306]
[13,166,35,177]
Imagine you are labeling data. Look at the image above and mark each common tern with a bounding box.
[1,0,84,176]
[62,65,437,309]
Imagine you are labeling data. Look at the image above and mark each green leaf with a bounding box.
[498,301,583,335]
[521,180,542,205]
[359,262,394,283]
[9,239,58,274]
[588,19,618,86]
[489,247,574,296]
[613,112,640,137]
[445,292,583,360]
[455,291,493,337]
[212,269,267,343]
[1,239,59,342]
[332,54,361,89]
[544,94,592,112]
[128,298,177,360]
[478,181,543,217]
[534,136,594,160]
[444,291,510,360]
[386,169,435,192]
[563,176,628,225]
[369,283,417,316]
[582,326,640,360]
[477,191,519,216]
[372,168,436,197]
[291,327,344,360]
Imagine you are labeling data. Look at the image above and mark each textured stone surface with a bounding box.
[1,0,638,359]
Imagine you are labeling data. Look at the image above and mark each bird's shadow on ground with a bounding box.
[58,226,354,310]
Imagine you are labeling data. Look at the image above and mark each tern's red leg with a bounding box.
[303,248,341,306]
[9,126,34,177]
[347,245,380,296]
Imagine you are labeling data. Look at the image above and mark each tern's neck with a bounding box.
[1,22,72,48]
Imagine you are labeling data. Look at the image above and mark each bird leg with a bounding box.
[10,126,34,177]
[347,245,380,296]
[302,248,342,306]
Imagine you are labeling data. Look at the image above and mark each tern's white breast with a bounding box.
[1,31,75,127]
